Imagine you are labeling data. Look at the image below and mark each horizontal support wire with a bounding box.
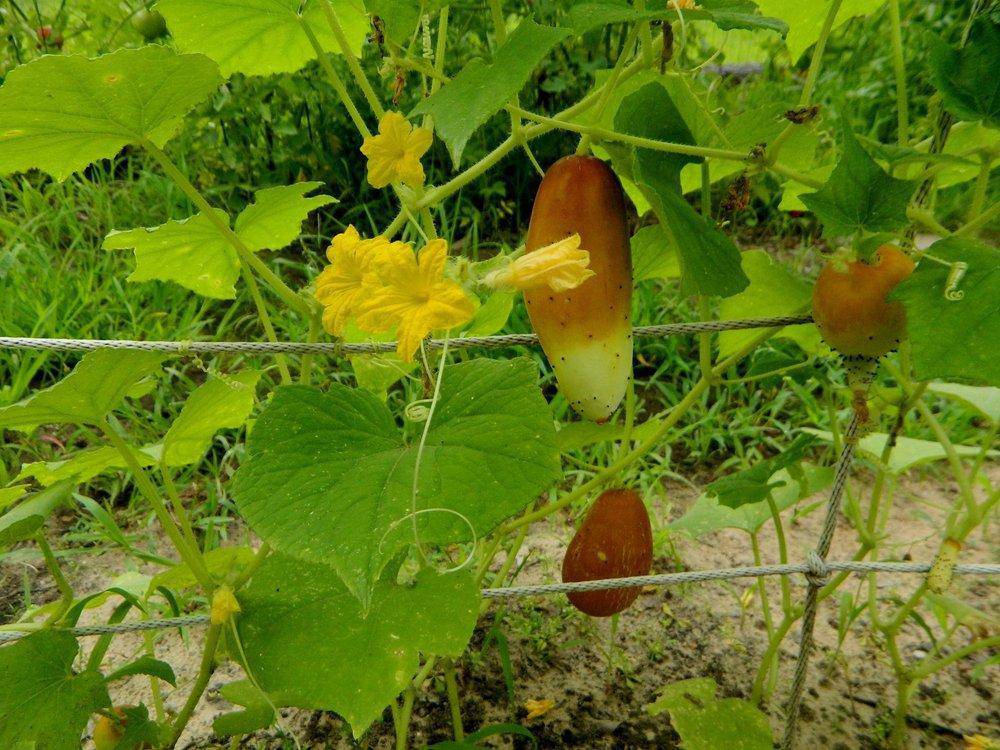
[1,560,996,644]
[0,316,814,357]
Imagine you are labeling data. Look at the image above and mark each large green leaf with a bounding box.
[234,182,336,252]
[671,465,834,536]
[0,350,164,432]
[891,238,999,386]
[801,128,916,238]
[631,224,680,282]
[106,183,333,298]
[705,434,817,508]
[411,19,571,163]
[928,382,1000,423]
[613,82,748,298]
[0,46,221,180]
[238,554,479,736]
[930,17,1000,128]
[232,358,560,604]
[0,631,110,750]
[16,445,155,487]
[803,429,996,474]
[155,0,368,78]
[754,0,883,62]
[103,210,238,299]
[646,677,773,750]
[156,371,259,466]
[0,483,72,548]
[718,250,819,357]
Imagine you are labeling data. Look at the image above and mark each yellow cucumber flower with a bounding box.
[483,234,594,292]
[965,736,1000,750]
[360,111,433,189]
[356,239,475,362]
[523,698,555,721]
[315,226,395,336]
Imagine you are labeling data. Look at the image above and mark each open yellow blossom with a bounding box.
[360,111,433,189]
[356,239,475,361]
[483,234,594,293]
[523,698,555,721]
[314,226,390,335]
[669,0,698,8]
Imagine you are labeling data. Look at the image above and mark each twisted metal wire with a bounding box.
[0,316,813,356]
[2,559,997,644]
[783,414,861,749]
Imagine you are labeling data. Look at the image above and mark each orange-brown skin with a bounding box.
[562,489,653,617]
[812,245,916,358]
[524,155,633,422]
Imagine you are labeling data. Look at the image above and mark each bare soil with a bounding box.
[2,466,997,749]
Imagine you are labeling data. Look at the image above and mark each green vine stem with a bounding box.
[887,0,909,146]
[442,657,465,741]
[954,198,999,237]
[766,0,844,163]
[102,418,213,590]
[36,532,74,625]
[167,622,222,748]
[320,0,385,119]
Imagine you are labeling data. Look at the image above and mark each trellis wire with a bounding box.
[783,414,861,749]
[1,559,997,644]
[0,315,814,356]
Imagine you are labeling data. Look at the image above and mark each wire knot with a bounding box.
[805,551,830,587]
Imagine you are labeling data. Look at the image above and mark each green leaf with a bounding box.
[928,382,1000,423]
[342,323,419,401]
[778,163,834,212]
[0,350,164,432]
[411,19,571,163]
[706,434,817,508]
[718,250,819,357]
[150,546,256,591]
[213,680,276,736]
[930,18,1000,128]
[645,677,773,750]
[891,238,1000,386]
[107,182,334,298]
[463,291,515,337]
[104,211,239,299]
[754,0,883,62]
[801,128,916,238]
[0,485,28,512]
[565,1,786,35]
[671,465,834,536]
[631,224,680,282]
[233,358,560,604]
[17,445,155,487]
[105,657,177,686]
[613,82,748,298]
[238,554,479,736]
[110,704,162,750]
[0,46,221,180]
[156,371,259,466]
[0,631,110,750]
[0,483,72,548]
[234,182,336,252]
[802,429,995,474]
[156,0,368,78]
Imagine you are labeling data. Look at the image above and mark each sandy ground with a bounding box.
[1,465,997,749]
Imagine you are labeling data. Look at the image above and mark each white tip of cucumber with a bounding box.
[552,334,633,422]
